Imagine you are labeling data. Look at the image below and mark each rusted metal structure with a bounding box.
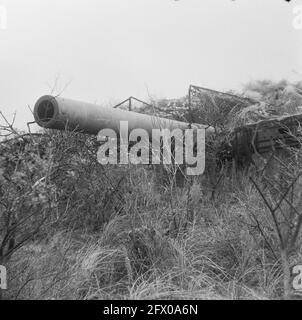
[231,113,302,164]
[186,85,302,163]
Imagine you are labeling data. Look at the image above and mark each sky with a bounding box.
[0,0,301,130]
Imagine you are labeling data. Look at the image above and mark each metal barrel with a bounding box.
[34,95,213,135]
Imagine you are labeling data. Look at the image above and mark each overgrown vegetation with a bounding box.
[1,80,302,300]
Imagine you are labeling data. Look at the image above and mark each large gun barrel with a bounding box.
[34,95,213,135]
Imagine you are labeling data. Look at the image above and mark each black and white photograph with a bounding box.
[0,0,302,307]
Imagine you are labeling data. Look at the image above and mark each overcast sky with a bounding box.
[0,0,301,130]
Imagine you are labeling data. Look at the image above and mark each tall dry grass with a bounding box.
[4,156,299,300]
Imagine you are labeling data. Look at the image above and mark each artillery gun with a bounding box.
[33,88,302,168]
[33,94,212,135]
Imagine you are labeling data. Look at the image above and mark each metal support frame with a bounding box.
[113,96,152,111]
